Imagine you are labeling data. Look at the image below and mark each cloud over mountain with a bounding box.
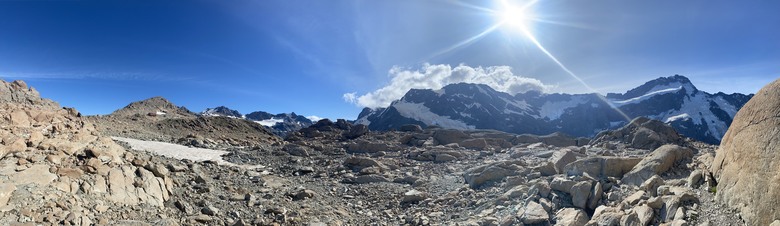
[343,63,550,108]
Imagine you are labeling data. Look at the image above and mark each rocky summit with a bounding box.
[0,78,764,225]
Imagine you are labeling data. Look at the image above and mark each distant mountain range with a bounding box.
[356,75,753,144]
[200,106,314,137]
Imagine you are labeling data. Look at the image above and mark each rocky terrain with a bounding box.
[0,77,769,226]
[200,106,315,137]
[86,98,281,148]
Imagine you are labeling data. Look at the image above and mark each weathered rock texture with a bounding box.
[712,78,780,225]
[0,80,172,225]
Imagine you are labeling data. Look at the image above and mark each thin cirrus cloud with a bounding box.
[343,63,552,109]
[0,71,191,82]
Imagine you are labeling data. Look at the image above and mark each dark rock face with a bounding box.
[201,106,242,118]
[356,75,752,144]
[198,106,314,137]
[245,111,314,137]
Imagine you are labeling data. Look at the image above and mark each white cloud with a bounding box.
[342,92,358,103]
[306,115,324,122]
[344,63,551,108]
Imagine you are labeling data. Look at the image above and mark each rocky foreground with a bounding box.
[0,78,768,225]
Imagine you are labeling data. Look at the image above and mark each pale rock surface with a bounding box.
[711,78,780,225]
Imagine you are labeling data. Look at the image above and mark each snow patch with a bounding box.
[665,113,691,123]
[611,86,682,107]
[393,101,474,130]
[112,137,262,169]
[539,96,588,120]
[355,117,371,126]
[254,118,284,127]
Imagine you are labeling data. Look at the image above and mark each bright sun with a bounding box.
[497,0,536,32]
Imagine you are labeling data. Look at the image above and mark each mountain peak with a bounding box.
[201,106,242,118]
[111,96,194,117]
[610,75,698,100]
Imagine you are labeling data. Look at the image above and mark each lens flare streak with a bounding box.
[519,27,632,122]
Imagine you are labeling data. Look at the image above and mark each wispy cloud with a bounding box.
[0,71,192,82]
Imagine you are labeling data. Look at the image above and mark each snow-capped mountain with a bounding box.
[356,75,752,144]
[200,106,243,118]
[244,111,314,137]
[199,106,314,137]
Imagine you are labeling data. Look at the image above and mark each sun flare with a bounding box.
[497,0,536,32]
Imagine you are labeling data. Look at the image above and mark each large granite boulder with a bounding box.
[711,78,780,225]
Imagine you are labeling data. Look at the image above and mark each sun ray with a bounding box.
[519,27,633,122]
[425,23,503,60]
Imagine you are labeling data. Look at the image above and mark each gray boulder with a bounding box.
[550,149,578,174]
[463,160,524,188]
[433,129,472,145]
[564,156,641,178]
[555,208,589,226]
[622,145,693,186]
[521,201,549,224]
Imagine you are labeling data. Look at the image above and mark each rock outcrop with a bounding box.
[0,80,172,225]
[622,145,693,186]
[591,117,685,150]
[712,78,780,225]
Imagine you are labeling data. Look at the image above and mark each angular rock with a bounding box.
[539,132,578,147]
[433,153,457,163]
[463,160,524,188]
[555,208,589,226]
[640,175,665,197]
[550,149,578,174]
[521,201,549,224]
[292,189,316,201]
[349,174,388,184]
[660,196,681,222]
[399,124,423,132]
[588,182,603,210]
[433,129,472,145]
[622,145,693,186]
[687,170,704,188]
[551,177,577,194]
[401,189,427,204]
[343,156,384,172]
[535,161,557,176]
[0,183,15,208]
[624,191,646,206]
[343,124,368,139]
[571,181,592,209]
[565,156,641,178]
[9,164,57,186]
[347,141,392,153]
[459,138,487,150]
[634,205,654,226]
[620,212,641,226]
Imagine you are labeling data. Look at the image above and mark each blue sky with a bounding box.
[0,0,778,119]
